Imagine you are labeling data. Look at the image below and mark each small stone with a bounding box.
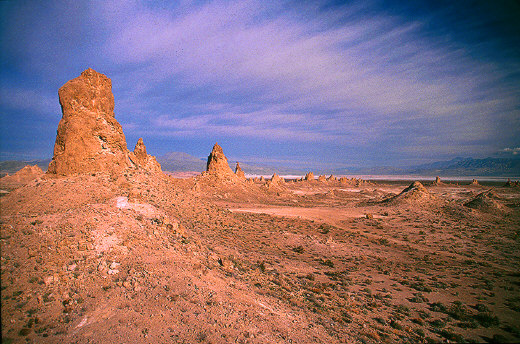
[67,264,77,271]
[97,261,108,272]
[43,276,54,285]
[109,262,120,270]
[108,269,120,275]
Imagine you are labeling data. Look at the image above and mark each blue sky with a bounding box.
[1,0,519,169]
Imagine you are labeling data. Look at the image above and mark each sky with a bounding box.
[1,0,519,170]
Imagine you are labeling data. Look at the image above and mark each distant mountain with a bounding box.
[3,155,517,178]
[156,152,206,172]
[333,157,520,177]
[0,159,51,175]
[408,157,520,176]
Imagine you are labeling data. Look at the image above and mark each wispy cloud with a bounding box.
[97,0,518,154]
[1,0,518,165]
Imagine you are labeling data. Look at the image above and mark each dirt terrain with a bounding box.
[1,172,520,343]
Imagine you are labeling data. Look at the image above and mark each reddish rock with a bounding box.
[205,143,234,178]
[0,165,44,186]
[47,68,130,175]
[270,173,284,184]
[318,175,327,182]
[128,138,162,173]
[235,162,245,179]
[304,172,314,181]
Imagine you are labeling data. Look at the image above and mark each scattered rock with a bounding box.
[504,179,519,187]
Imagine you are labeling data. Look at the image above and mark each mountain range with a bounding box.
[1,155,519,177]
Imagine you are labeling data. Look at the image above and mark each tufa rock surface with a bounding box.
[270,173,284,184]
[205,143,234,178]
[235,162,245,179]
[47,68,130,175]
[464,190,509,213]
[305,172,314,181]
[128,138,162,173]
[0,165,44,188]
[384,181,437,205]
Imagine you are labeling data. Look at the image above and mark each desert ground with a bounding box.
[1,170,519,343]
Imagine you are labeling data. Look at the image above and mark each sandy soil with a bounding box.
[1,173,519,343]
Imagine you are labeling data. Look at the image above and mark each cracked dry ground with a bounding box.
[1,174,520,343]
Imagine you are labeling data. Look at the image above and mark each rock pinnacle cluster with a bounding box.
[46,68,161,176]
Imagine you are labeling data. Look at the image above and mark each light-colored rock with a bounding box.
[235,162,245,179]
[305,172,314,181]
[128,138,162,173]
[47,68,131,175]
[205,143,235,178]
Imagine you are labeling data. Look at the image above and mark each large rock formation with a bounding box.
[205,143,234,178]
[304,172,314,181]
[128,138,162,173]
[47,68,130,175]
[235,162,245,179]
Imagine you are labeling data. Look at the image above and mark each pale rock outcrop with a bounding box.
[235,162,245,179]
[318,175,327,182]
[205,143,235,179]
[47,68,130,175]
[128,138,162,173]
[270,173,284,184]
[305,172,314,181]
[327,175,337,182]
[384,181,437,205]
[464,190,509,213]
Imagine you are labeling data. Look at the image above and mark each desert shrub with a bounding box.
[429,302,447,313]
[439,329,465,342]
[319,259,334,267]
[389,320,403,330]
[473,312,499,327]
[292,246,304,253]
